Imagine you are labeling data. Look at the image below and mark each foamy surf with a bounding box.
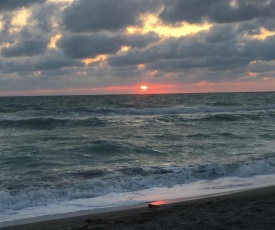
[1,174,275,227]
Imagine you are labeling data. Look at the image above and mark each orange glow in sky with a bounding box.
[1,77,275,96]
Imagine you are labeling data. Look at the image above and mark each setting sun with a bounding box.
[140,85,148,91]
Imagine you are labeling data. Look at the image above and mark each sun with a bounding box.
[140,85,148,91]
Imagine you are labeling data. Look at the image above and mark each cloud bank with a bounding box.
[1,0,275,95]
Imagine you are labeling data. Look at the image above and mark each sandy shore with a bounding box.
[2,186,275,230]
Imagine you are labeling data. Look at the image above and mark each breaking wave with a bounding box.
[1,154,275,213]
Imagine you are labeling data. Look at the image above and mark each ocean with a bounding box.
[1,92,275,224]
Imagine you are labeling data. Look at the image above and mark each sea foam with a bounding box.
[1,155,275,216]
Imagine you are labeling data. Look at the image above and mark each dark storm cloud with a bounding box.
[35,57,83,70]
[124,32,160,48]
[58,32,159,59]
[1,38,48,57]
[58,34,120,59]
[33,51,84,70]
[147,57,248,72]
[0,0,46,11]
[0,60,33,74]
[108,36,199,66]
[108,24,275,72]
[0,56,83,74]
[160,0,275,24]
[204,24,239,43]
[63,0,161,32]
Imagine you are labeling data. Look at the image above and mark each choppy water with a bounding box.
[1,92,275,223]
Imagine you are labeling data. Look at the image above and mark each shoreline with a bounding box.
[2,185,275,229]
[0,185,261,228]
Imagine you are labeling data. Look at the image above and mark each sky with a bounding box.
[1,0,275,96]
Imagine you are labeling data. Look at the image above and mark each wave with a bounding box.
[0,105,274,129]
[2,104,275,117]
[1,154,275,213]
[0,117,106,129]
[83,104,275,116]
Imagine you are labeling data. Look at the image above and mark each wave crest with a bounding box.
[1,155,275,212]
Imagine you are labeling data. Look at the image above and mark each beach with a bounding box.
[2,185,275,230]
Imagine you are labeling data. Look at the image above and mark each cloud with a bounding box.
[1,38,48,57]
[108,23,275,74]
[159,0,275,24]
[30,2,65,32]
[1,0,275,95]
[35,57,83,71]
[58,32,159,59]
[63,0,161,32]
[0,53,83,74]
[0,0,46,11]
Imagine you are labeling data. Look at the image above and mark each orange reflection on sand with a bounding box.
[150,200,168,206]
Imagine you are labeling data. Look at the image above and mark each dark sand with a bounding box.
[2,186,275,230]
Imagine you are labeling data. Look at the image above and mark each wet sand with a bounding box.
[2,186,275,230]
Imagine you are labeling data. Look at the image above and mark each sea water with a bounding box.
[1,92,275,224]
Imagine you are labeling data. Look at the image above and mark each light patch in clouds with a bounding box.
[48,34,62,49]
[82,55,107,66]
[229,0,239,9]
[150,70,158,75]
[137,64,145,70]
[0,19,3,31]
[244,28,275,40]
[0,42,12,49]
[118,46,131,54]
[127,13,212,38]
[11,9,30,27]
